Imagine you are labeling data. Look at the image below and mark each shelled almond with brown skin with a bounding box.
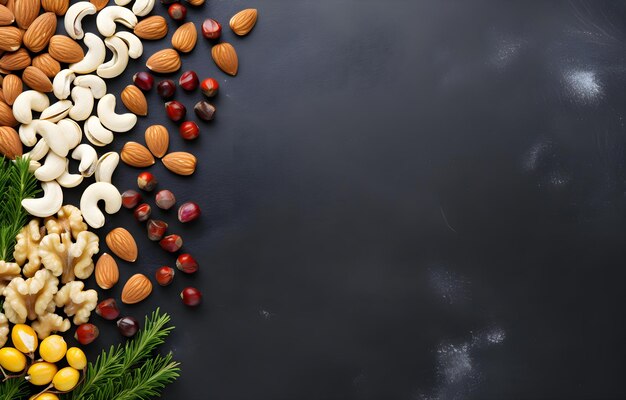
[162,152,197,176]
[211,43,238,76]
[0,101,17,126]
[134,15,168,40]
[121,142,155,168]
[32,53,60,78]
[146,49,180,73]
[121,85,147,116]
[0,26,23,52]
[145,125,169,158]
[95,253,119,290]
[23,12,56,53]
[106,227,138,262]
[2,74,21,105]
[230,9,258,36]
[0,48,29,71]
[185,0,204,6]
[121,274,152,304]
[41,0,69,16]
[90,0,107,11]
[0,126,22,159]
[13,0,38,28]
[48,35,84,63]
[22,66,53,92]
[0,5,15,26]
[171,22,196,53]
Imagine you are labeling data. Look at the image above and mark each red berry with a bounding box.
[176,253,198,274]
[181,287,202,306]
[178,71,199,91]
[122,190,142,209]
[168,3,187,21]
[201,18,221,39]
[157,79,176,99]
[194,101,215,121]
[178,201,201,223]
[132,71,154,91]
[179,121,199,140]
[95,298,120,321]
[147,219,168,241]
[200,78,219,98]
[155,266,175,286]
[159,234,183,252]
[165,100,186,122]
[134,203,151,222]
[155,189,176,210]
[75,323,99,345]
[117,316,139,337]
[137,172,158,191]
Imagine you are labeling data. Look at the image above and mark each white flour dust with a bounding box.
[564,69,603,103]
[429,267,471,305]
[489,38,524,70]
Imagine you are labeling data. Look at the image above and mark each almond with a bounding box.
[48,35,84,63]
[23,12,56,53]
[0,26,22,51]
[0,91,6,103]
[2,74,21,105]
[145,125,169,158]
[94,253,119,290]
[0,126,21,159]
[120,141,155,168]
[0,48,30,71]
[121,85,147,116]
[90,0,108,11]
[22,66,52,92]
[211,42,238,76]
[134,15,167,40]
[171,21,196,53]
[146,48,180,73]
[105,227,138,262]
[32,53,60,78]
[121,273,152,304]
[5,0,14,13]
[13,0,38,28]
[0,5,15,26]
[185,0,204,5]
[41,0,68,16]
[0,101,17,126]
[230,8,257,36]
[162,152,197,176]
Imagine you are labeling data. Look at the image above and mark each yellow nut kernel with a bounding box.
[52,367,80,392]
[66,347,87,370]
[39,335,67,363]
[11,324,38,354]
[0,347,27,372]
[29,393,60,400]
[27,362,58,386]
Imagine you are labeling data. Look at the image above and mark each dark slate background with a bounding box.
[56,1,626,399]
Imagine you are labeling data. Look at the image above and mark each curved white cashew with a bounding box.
[69,86,94,121]
[97,94,136,133]
[114,31,142,59]
[132,0,155,17]
[40,101,72,123]
[97,36,129,79]
[13,91,50,124]
[96,6,137,37]
[69,33,105,74]
[35,151,66,182]
[23,139,49,161]
[19,123,38,147]
[27,160,41,173]
[56,160,83,188]
[57,119,82,149]
[71,144,98,177]
[22,181,63,218]
[33,120,70,157]
[95,152,119,183]
[73,75,107,99]
[114,0,131,5]
[80,182,122,229]
[84,116,114,147]
[52,70,76,100]
[64,2,97,40]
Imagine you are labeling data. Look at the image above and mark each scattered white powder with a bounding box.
[564,70,603,102]
[429,267,471,305]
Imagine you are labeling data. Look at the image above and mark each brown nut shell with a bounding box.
[121,142,155,168]
[171,22,196,53]
[22,66,53,92]
[0,126,22,159]
[32,53,60,78]
[229,8,257,36]
[0,101,17,126]
[121,85,148,116]
[0,26,22,51]
[48,35,84,63]
[13,0,39,28]
[95,253,119,290]
[2,74,21,105]
[211,43,238,76]
[162,152,197,176]
[121,273,152,304]
[145,125,169,158]
[106,227,138,262]
[146,49,181,74]
[134,15,167,40]
[23,12,56,53]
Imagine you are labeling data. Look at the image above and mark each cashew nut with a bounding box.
[71,144,98,177]
[114,0,131,5]
[132,0,155,17]
[35,151,66,182]
[94,152,119,183]
[33,120,70,158]
[57,119,82,149]
[80,182,122,228]
[114,31,142,59]
[64,2,97,40]
[19,123,38,147]
[97,36,129,79]
[13,91,50,124]
[26,160,41,173]
[84,116,113,147]
[69,86,94,121]
[56,160,83,188]
[69,33,105,74]
[22,181,63,218]
[73,75,107,99]
[97,94,136,133]
[52,70,76,100]
[96,6,137,37]
[40,101,72,123]
[23,139,49,161]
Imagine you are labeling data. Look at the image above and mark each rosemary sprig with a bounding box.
[0,375,29,399]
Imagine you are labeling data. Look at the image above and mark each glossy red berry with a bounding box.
[159,234,183,252]
[179,121,199,140]
[155,189,176,210]
[121,190,142,209]
[168,3,187,21]
[200,78,219,97]
[132,72,154,91]
[179,71,199,91]
[181,287,202,306]
[75,323,99,345]
[134,203,151,222]
[157,79,176,99]
[147,219,168,241]
[117,317,139,337]
[155,266,175,286]
[165,100,186,122]
[137,172,158,191]
[178,201,201,223]
[176,253,198,274]
[194,101,215,121]
[201,18,221,39]
[95,298,120,321]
